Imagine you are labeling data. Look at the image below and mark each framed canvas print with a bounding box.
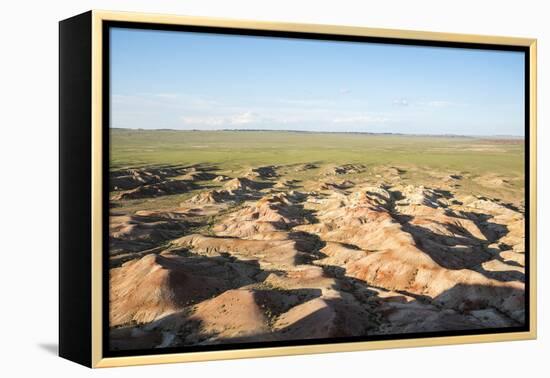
[59,10,537,368]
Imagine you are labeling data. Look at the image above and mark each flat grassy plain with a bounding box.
[111,129,524,173]
[110,129,525,212]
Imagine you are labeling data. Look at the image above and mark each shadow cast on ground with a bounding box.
[38,343,58,356]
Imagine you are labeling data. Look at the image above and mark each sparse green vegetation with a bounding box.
[110,129,524,210]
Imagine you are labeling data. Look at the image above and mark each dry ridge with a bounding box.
[109,164,525,350]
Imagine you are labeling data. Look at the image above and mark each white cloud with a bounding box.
[230,111,260,125]
[180,115,224,126]
[332,115,389,124]
[392,98,409,107]
[180,111,263,127]
[425,100,455,107]
[116,92,394,131]
[390,98,464,109]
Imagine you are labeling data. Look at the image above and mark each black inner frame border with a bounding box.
[101,20,531,359]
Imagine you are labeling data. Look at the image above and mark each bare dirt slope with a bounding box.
[108,162,525,350]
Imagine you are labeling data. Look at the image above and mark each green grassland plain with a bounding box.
[110,129,525,213]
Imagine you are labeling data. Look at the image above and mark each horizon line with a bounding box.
[110,127,525,139]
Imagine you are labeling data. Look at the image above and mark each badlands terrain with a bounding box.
[109,129,526,351]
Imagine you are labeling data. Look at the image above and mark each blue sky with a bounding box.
[110,27,525,136]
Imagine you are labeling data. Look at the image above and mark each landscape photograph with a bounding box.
[107,27,526,351]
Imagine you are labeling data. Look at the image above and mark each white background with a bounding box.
[1,0,547,376]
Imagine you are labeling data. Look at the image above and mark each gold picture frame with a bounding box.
[59,10,537,368]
